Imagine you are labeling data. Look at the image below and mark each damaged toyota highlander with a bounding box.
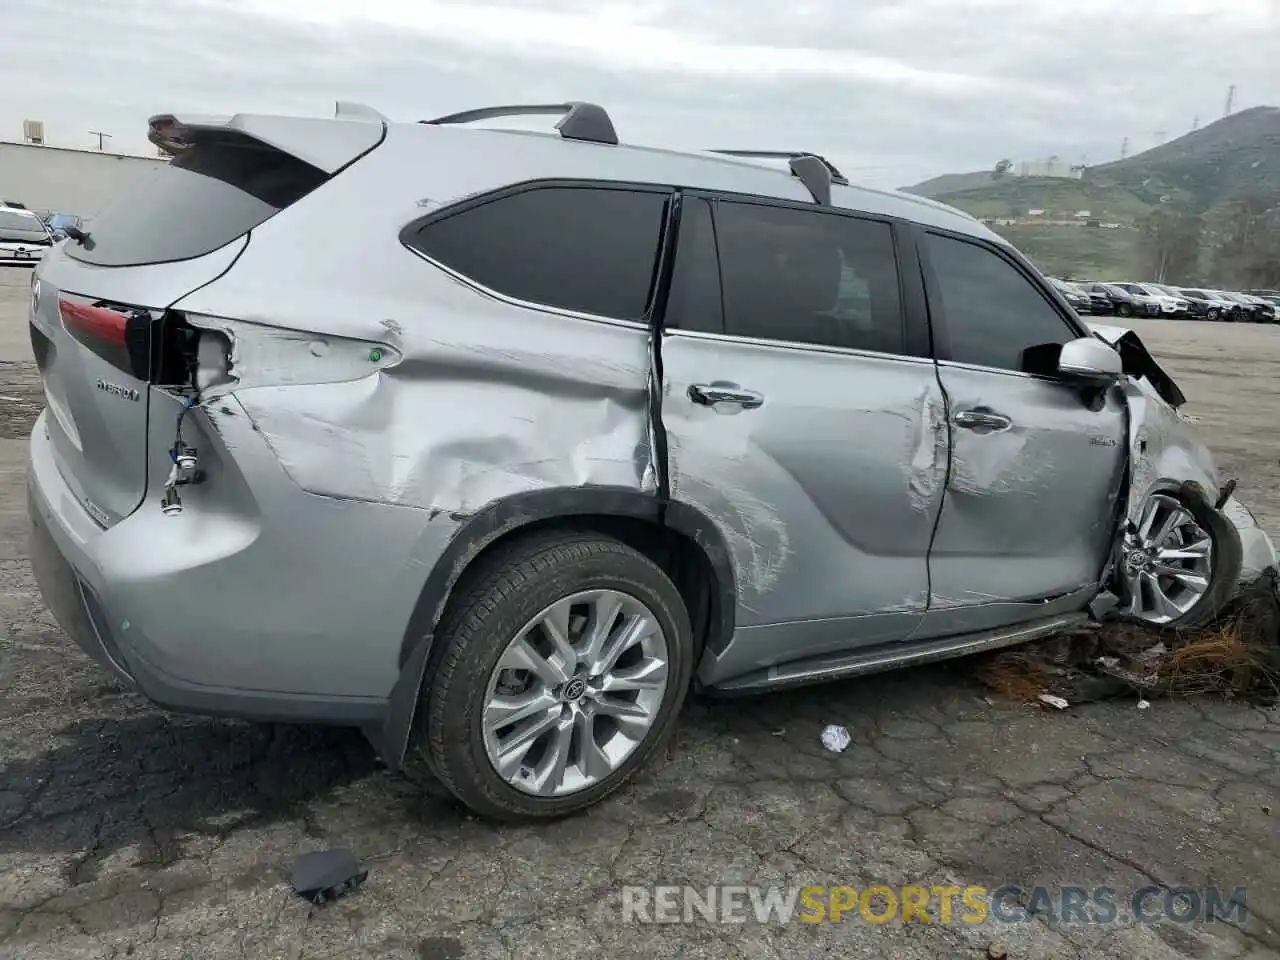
[26,102,1277,821]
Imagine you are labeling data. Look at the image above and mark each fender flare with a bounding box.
[370,485,736,771]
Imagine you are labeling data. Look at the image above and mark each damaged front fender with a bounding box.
[1093,323,1277,604]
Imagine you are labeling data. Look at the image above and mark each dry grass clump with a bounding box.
[972,569,1280,705]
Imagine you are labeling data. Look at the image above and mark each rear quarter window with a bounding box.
[68,135,327,267]
[403,184,670,322]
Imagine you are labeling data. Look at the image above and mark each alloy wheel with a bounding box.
[481,589,670,797]
[1121,494,1214,624]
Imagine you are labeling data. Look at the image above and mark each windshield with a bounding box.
[1181,290,1206,298]
[0,211,46,233]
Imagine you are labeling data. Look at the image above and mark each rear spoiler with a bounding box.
[147,102,386,174]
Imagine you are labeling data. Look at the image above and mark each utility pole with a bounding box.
[1224,84,1236,118]
[1120,136,1129,160]
[1191,115,1200,133]
[88,130,112,151]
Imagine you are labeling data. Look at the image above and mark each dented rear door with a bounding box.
[659,195,946,686]
[918,231,1126,635]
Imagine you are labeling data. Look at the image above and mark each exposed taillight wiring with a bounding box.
[161,394,204,517]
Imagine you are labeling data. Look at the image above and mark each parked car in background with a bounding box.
[44,213,84,240]
[0,207,55,265]
[1216,291,1274,323]
[1114,282,1190,317]
[1083,282,1158,317]
[1048,277,1093,314]
[1236,293,1277,323]
[1174,288,1235,320]
[1082,285,1114,315]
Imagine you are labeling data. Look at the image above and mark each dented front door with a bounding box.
[915,226,1129,635]
[657,196,949,687]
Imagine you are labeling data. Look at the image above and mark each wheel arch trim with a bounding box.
[371,486,737,770]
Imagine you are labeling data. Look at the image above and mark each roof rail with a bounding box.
[708,149,848,206]
[423,102,618,146]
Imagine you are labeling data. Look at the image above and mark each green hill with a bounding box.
[1087,106,1280,214]
[900,170,993,197]
[899,107,1280,281]
[927,178,1154,224]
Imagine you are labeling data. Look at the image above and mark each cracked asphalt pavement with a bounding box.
[3,269,1280,959]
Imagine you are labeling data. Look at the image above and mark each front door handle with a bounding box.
[954,408,1012,432]
[688,382,765,409]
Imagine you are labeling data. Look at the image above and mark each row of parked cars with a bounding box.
[1048,277,1279,323]
[0,201,85,266]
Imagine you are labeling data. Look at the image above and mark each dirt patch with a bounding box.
[0,362,44,439]
[975,569,1280,705]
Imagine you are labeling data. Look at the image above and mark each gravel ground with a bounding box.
[2,266,1280,960]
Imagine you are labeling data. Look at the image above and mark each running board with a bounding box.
[708,612,1087,695]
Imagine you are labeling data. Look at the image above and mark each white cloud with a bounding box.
[213,0,1019,98]
[0,0,1277,189]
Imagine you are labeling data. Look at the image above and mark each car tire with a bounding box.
[1117,481,1243,631]
[419,530,694,822]
[1117,303,1132,317]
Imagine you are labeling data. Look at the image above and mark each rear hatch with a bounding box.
[29,111,385,526]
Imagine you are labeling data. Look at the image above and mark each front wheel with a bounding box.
[1117,484,1242,630]
[419,532,694,821]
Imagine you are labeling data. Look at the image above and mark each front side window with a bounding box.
[406,185,670,322]
[712,201,905,354]
[925,233,1077,373]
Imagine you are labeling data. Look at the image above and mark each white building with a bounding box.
[1013,160,1083,180]
[0,140,168,221]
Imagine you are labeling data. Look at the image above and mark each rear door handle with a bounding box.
[954,408,1012,432]
[688,383,764,409]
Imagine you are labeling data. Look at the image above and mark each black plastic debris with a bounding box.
[289,849,368,904]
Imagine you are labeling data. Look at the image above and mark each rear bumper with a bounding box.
[26,407,396,727]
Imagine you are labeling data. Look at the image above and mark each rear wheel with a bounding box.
[1117,303,1132,317]
[1118,484,1242,629]
[420,531,694,821]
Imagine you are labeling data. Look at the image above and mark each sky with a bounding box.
[2,0,1278,189]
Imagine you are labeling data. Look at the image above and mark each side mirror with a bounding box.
[1058,336,1122,382]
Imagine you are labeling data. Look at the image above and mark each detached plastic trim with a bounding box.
[423,102,619,146]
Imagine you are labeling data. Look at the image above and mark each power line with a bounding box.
[88,130,112,151]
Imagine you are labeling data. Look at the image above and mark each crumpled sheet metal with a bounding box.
[196,305,654,517]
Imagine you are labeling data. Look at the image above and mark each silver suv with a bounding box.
[26,102,1276,821]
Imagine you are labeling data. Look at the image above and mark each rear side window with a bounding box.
[924,233,1076,372]
[406,185,670,321]
[68,135,328,267]
[713,201,905,355]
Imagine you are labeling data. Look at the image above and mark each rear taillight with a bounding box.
[58,294,151,378]
[59,299,128,347]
